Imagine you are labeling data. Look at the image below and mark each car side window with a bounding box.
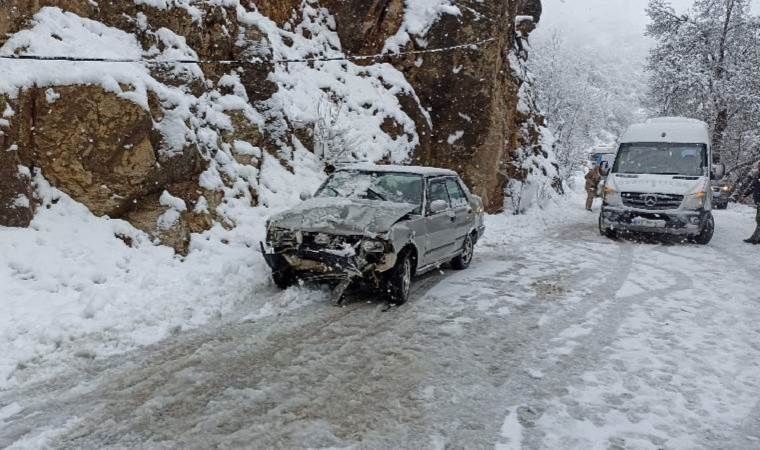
[445,178,468,207]
[427,179,451,214]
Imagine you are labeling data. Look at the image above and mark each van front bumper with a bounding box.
[600,206,708,235]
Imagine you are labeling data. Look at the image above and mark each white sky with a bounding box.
[537,0,760,55]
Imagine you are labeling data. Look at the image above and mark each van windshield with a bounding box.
[613,143,707,176]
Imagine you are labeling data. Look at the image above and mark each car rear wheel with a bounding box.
[386,251,413,305]
[451,233,474,270]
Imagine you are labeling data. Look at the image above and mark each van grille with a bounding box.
[621,192,684,210]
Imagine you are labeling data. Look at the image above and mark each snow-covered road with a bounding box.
[2,198,760,450]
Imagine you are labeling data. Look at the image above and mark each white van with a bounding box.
[599,117,725,244]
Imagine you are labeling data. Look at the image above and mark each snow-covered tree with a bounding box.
[529,31,644,182]
[646,0,760,177]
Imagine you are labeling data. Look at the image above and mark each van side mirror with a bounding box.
[711,163,725,180]
[429,199,448,214]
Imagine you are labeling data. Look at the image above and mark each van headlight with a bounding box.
[682,192,707,210]
[361,240,386,253]
[603,186,623,206]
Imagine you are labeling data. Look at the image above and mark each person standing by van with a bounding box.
[742,162,760,244]
[585,164,604,211]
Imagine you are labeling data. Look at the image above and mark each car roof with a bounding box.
[336,163,459,177]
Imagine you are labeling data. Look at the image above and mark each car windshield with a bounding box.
[316,170,424,212]
[613,143,707,176]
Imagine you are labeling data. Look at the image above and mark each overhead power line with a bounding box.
[0,37,497,65]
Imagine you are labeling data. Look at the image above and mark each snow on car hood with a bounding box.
[608,173,708,196]
[268,197,418,235]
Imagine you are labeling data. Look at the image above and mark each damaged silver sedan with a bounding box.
[261,165,486,304]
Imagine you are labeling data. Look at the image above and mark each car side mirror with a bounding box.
[711,163,725,180]
[299,191,312,201]
[429,199,448,214]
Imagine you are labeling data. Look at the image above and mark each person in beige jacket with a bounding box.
[585,164,605,211]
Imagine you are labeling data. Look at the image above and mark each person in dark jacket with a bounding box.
[743,162,760,244]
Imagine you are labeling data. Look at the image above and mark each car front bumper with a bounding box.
[712,191,730,204]
[260,242,395,283]
[600,206,709,236]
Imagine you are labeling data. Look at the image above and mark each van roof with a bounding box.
[620,118,710,145]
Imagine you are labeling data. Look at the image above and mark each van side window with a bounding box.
[445,178,467,207]
[427,179,451,214]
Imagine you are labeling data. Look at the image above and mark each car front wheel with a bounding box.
[386,251,413,304]
[451,233,474,270]
[272,271,295,290]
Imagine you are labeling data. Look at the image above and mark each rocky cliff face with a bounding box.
[0,0,550,252]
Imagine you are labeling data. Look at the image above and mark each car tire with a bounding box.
[693,214,715,245]
[599,214,617,240]
[717,202,728,210]
[451,233,475,270]
[272,271,295,290]
[386,250,413,305]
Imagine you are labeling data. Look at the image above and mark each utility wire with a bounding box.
[0,37,497,65]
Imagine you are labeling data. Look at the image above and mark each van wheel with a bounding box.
[599,214,617,239]
[693,214,715,245]
[451,233,475,270]
[386,251,413,305]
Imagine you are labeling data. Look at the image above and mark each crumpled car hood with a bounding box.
[269,197,417,235]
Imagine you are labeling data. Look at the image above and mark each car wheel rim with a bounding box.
[463,237,473,264]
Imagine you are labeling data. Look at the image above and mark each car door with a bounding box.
[423,177,456,265]
[444,177,473,249]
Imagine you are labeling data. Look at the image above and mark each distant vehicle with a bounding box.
[599,117,725,244]
[589,145,617,173]
[261,165,486,304]
[710,180,733,209]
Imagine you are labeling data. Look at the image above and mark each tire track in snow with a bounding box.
[504,228,760,449]
[494,228,716,449]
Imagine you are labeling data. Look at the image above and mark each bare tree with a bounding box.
[313,95,363,164]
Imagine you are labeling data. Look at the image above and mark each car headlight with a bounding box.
[313,233,331,245]
[722,185,732,192]
[268,227,295,243]
[361,240,386,253]
[682,191,707,210]
[603,186,623,206]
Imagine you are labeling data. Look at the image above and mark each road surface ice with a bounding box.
[2,195,760,450]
